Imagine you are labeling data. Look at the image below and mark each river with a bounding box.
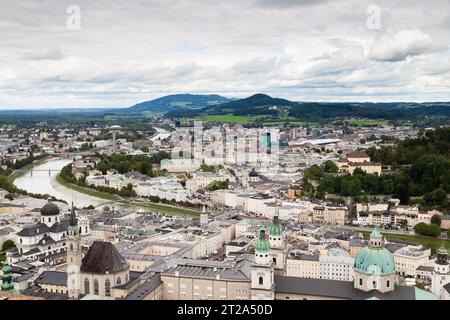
[13,158,103,208]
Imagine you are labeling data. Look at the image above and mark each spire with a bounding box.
[255,227,271,252]
[259,227,266,240]
[69,202,78,227]
[269,209,282,236]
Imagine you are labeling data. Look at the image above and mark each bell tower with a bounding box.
[269,210,286,274]
[67,203,82,299]
[431,246,450,298]
[251,227,274,300]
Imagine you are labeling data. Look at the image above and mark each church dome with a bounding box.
[249,169,259,177]
[354,229,395,275]
[269,213,282,236]
[40,199,60,216]
[255,228,271,252]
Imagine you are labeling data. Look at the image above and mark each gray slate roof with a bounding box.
[35,271,68,286]
[274,276,418,300]
[81,241,129,274]
[124,274,162,300]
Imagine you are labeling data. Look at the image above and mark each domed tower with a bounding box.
[40,198,61,227]
[251,227,274,300]
[269,210,283,248]
[67,203,82,299]
[431,246,450,298]
[353,229,396,293]
[269,210,286,273]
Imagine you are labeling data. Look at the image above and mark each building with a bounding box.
[250,227,275,300]
[67,205,82,299]
[160,260,251,300]
[268,211,286,274]
[336,151,382,175]
[160,159,201,173]
[431,246,450,299]
[353,229,395,293]
[393,245,432,277]
[312,205,347,225]
[14,200,90,260]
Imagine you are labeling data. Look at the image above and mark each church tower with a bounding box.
[269,210,286,274]
[200,205,209,228]
[67,203,82,299]
[431,246,450,298]
[251,227,275,300]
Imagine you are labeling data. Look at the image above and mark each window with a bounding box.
[373,281,377,289]
[259,276,264,285]
[48,217,51,222]
[105,279,111,297]
[273,258,277,264]
[387,280,390,288]
[117,277,121,285]
[94,279,99,295]
[84,278,90,294]
[359,278,363,286]
[70,244,73,251]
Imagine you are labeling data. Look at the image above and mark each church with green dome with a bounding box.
[353,229,396,293]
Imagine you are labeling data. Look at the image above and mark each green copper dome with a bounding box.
[255,228,271,252]
[437,246,448,256]
[354,246,395,275]
[269,213,282,236]
[354,228,395,275]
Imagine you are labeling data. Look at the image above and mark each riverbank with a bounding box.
[55,174,200,216]
[7,155,53,183]
[52,175,111,203]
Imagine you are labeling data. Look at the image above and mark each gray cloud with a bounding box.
[0,0,449,108]
[255,0,331,8]
[23,47,63,61]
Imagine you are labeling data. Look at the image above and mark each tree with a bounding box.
[321,160,338,173]
[1,240,16,251]
[4,193,14,201]
[208,180,229,191]
[414,223,428,235]
[414,223,441,237]
[428,224,441,237]
[431,214,442,227]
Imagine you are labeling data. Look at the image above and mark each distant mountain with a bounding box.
[117,94,230,114]
[165,93,297,118]
[165,93,450,122]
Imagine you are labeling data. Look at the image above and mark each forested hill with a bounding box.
[115,94,230,114]
[305,127,450,211]
[164,93,450,121]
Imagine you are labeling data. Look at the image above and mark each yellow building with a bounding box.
[336,151,382,175]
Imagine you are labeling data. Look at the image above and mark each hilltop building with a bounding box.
[336,151,381,175]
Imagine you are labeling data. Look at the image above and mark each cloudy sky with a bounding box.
[0,0,449,109]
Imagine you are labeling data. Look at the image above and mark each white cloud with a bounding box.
[0,0,449,108]
[368,29,444,62]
